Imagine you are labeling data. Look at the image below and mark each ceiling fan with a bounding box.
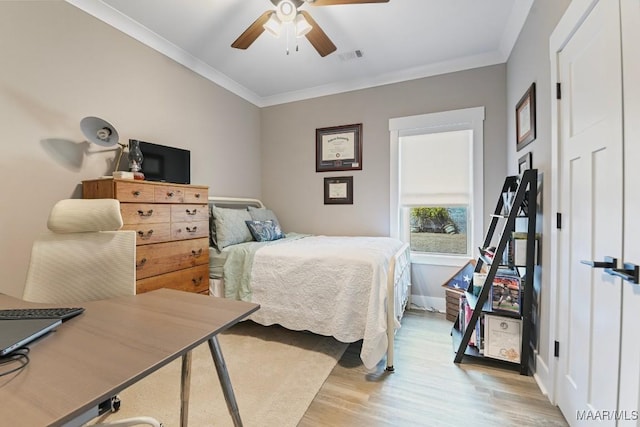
[231,0,390,57]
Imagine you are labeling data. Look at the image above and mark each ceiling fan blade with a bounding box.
[231,11,273,50]
[300,11,337,57]
[309,0,389,5]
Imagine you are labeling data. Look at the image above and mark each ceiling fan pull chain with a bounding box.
[286,24,290,55]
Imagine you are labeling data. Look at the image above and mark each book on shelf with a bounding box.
[459,295,484,351]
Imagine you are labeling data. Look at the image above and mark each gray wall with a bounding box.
[506,0,570,391]
[261,65,508,301]
[0,2,261,298]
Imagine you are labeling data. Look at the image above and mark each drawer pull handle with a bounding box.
[191,249,203,257]
[194,193,201,199]
[186,208,198,215]
[167,191,175,198]
[137,229,154,239]
[192,276,203,286]
[133,191,141,197]
[186,226,198,233]
[137,209,154,217]
[136,258,147,268]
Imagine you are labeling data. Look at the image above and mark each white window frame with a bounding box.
[389,107,485,267]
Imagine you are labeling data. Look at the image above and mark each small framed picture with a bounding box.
[518,152,532,175]
[516,83,536,151]
[316,123,362,172]
[324,176,353,205]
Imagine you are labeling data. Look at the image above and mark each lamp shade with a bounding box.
[295,14,312,37]
[263,13,282,37]
[80,116,119,147]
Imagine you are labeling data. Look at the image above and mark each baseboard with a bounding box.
[410,295,446,313]
[533,351,555,404]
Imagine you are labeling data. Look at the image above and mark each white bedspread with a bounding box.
[247,235,404,370]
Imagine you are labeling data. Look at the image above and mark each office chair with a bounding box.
[22,198,162,427]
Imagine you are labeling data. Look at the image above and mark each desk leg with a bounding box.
[208,336,243,427]
[180,351,192,427]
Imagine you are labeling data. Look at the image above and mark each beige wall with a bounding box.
[506,0,570,392]
[261,64,508,300]
[0,2,261,298]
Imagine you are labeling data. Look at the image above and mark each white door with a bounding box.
[618,0,640,423]
[556,0,624,424]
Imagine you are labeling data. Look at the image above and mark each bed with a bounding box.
[208,197,411,371]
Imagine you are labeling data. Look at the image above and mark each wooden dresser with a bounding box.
[82,178,210,295]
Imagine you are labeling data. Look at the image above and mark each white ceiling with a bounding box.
[67,0,533,107]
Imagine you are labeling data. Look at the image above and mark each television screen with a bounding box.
[136,140,190,184]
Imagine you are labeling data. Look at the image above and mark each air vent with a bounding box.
[338,49,364,62]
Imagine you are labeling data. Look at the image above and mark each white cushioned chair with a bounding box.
[22,198,162,427]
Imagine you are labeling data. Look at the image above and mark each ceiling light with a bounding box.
[294,14,312,38]
[263,13,282,37]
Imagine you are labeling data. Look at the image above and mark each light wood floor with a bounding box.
[299,310,569,427]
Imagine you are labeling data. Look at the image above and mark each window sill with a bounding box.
[410,252,471,267]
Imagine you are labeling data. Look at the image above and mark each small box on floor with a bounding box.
[440,259,475,322]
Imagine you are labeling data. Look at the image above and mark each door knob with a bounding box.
[580,256,617,269]
[610,263,640,284]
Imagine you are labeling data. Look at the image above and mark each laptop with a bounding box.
[0,318,61,356]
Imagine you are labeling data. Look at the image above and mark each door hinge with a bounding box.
[556,212,562,230]
[556,82,562,100]
[554,340,560,357]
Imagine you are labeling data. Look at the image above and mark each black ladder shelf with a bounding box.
[452,168,538,375]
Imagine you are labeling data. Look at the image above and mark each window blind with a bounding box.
[399,130,471,206]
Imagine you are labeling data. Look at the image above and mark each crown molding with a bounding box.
[66,0,533,108]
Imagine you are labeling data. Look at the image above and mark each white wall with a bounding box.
[506,0,570,394]
[0,2,262,298]
[260,65,508,301]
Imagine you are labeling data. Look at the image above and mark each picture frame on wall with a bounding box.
[516,83,536,151]
[324,176,353,205]
[518,152,532,175]
[316,123,362,172]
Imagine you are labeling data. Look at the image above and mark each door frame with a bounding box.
[548,0,604,405]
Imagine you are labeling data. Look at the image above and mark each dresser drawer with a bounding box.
[136,238,209,279]
[122,222,172,245]
[171,220,209,241]
[113,181,155,203]
[171,204,208,223]
[136,264,209,294]
[120,203,171,225]
[184,187,208,203]
[154,185,185,203]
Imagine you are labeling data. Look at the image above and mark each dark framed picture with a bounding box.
[518,152,532,175]
[516,83,536,151]
[324,176,353,205]
[316,123,362,172]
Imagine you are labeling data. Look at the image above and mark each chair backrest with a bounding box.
[22,199,137,304]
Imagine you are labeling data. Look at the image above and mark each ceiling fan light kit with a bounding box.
[231,0,389,57]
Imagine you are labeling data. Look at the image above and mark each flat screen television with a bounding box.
[136,140,190,184]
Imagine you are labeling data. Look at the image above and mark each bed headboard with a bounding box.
[208,196,264,210]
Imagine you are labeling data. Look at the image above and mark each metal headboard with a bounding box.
[208,196,264,210]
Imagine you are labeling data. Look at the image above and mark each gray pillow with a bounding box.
[248,206,282,230]
[210,206,253,249]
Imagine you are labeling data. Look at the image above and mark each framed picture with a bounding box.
[516,83,536,151]
[324,176,353,205]
[518,152,532,175]
[316,123,362,172]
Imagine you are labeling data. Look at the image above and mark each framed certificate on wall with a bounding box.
[316,123,362,172]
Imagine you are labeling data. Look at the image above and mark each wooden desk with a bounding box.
[0,289,259,426]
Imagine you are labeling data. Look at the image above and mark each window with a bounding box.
[389,107,484,266]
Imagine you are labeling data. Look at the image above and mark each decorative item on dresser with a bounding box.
[82,178,209,295]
